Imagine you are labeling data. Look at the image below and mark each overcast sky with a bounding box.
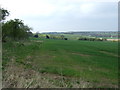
[1,0,118,33]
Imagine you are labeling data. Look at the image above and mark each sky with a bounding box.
[1,0,118,33]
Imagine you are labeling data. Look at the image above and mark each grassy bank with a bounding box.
[2,38,118,88]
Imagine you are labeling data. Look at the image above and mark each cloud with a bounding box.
[1,0,118,32]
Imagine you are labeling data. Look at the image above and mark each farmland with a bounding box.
[41,31,119,39]
[2,34,119,88]
[1,4,119,88]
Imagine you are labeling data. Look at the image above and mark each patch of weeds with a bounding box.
[51,79,64,87]
[16,59,25,65]
[16,58,33,69]
[2,57,9,65]
[39,66,80,78]
[76,81,80,84]
[92,79,99,83]
[65,81,73,88]
[39,69,47,74]
[50,77,73,88]
[39,67,59,74]
[2,53,13,70]
[48,79,54,82]
[25,63,33,69]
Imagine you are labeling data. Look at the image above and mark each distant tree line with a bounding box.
[64,32,118,38]
[34,34,68,40]
[45,35,68,40]
[78,37,106,41]
[1,8,33,42]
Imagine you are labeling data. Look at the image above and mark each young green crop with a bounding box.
[2,38,118,87]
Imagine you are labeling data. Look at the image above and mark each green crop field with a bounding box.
[2,37,119,88]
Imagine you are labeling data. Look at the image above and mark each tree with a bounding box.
[46,35,49,39]
[0,8,10,42]
[2,19,32,41]
[34,32,39,38]
[34,34,38,38]
[1,8,33,42]
[0,8,9,21]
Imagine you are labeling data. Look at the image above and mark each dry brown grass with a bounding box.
[2,59,92,88]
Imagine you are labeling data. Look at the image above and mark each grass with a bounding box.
[2,37,118,88]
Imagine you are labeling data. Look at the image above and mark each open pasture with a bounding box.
[2,37,118,88]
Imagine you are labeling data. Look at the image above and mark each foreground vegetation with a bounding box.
[1,7,119,88]
[1,8,33,42]
[2,38,118,88]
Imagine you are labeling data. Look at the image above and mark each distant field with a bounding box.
[38,33,118,40]
[2,37,118,88]
[40,31,119,39]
